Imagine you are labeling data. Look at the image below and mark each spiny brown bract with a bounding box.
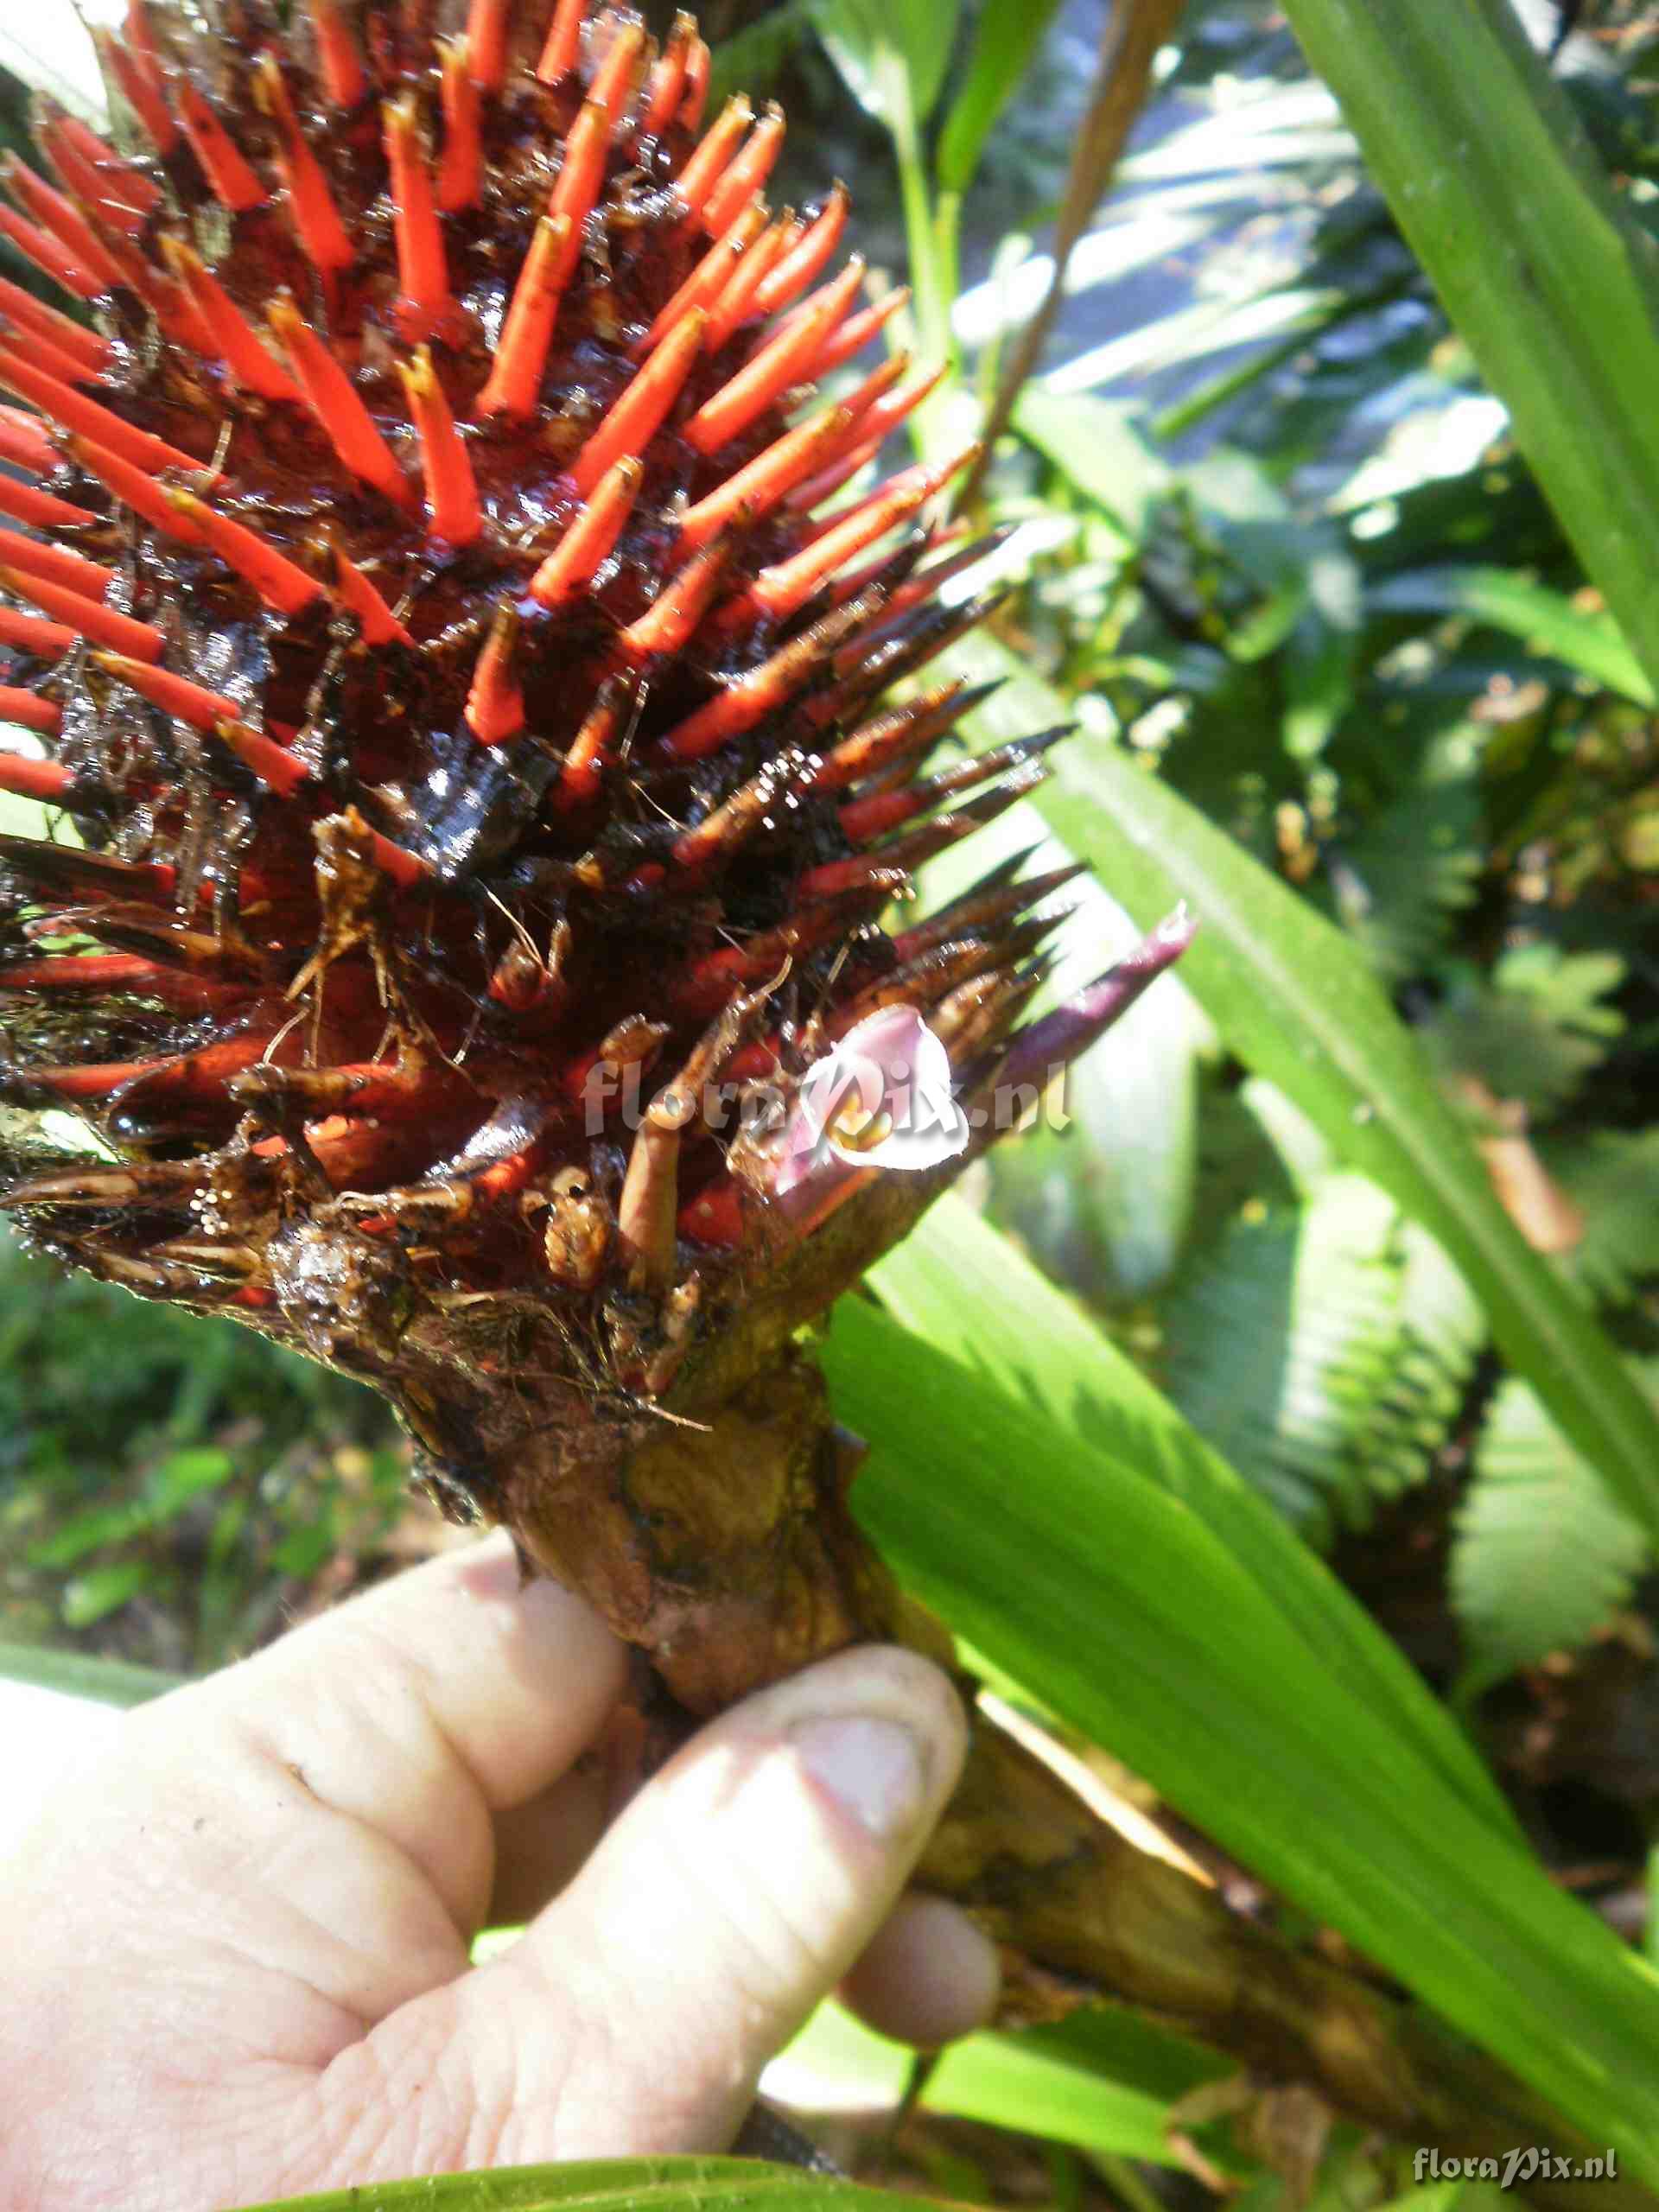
[0,0,1185,1459]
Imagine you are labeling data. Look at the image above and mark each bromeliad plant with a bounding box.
[0,0,1337,2100]
[11,0,1659,2202]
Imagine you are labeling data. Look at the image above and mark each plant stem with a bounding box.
[962,0,1186,505]
[890,91,953,376]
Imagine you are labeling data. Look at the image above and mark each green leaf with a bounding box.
[1161,1174,1484,1543]
[1272,0,1659,698]
[28,1446,237,1568]
[776,1999,1228,2164]
[60,1558,151,1629]
[937,0,1066,193]
[1548,1128,1659,1306]
[705,2,809,111]
[821,1294,1659,2176]
[1451,1376,1653,1700]
[145,1444,237,1511]
[870,1195,1516,1839]
[0,1639,181,1705]
[1421,945,1626,1120]
[29,1500,152,1570]
[1329,764,1483,983]
[226,2162,936,2212]
[1366,567,1655,706]
[1013,387,1172,542]
[940,631,1659,1560]
[803,0,958,130]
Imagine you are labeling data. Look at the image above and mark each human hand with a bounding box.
[0,1532,1000,2210]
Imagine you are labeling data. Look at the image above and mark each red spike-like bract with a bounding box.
[0,0,1446,2141]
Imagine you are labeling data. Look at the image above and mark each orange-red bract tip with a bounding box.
[636,195,767,356]
[465,605,526,745]
[175,79,267,212]
[1,153,130,296]
[701,104,785,237]
[0,466,92,534]
[0,690,63,738]
[64,432,208,544]
[811,284,908,377]
[0,404,59,474]
[589,17,647,127]
[702,209,793,351]
[570,305,704,495]
[92,648,240,734]
[398,347,483,548]
[742,444,979,622]
[677,400,851,552]
[0,309,105,393]
[474,214,575,418]
[437,37,485,212]
[684,256,866,456]
[674,94,750,225]
[0,563,164,662]
[160,236,305,404]
[35,118,143,238]
[546,95,609,238]
[639,12,694,136]
[465,0,512,92]
[269,296,414,508]
[659,595,873,763]
[0,601,78,657]
[165,489,323,620]
[97,29,178,153]
[529,455,642,607]
[217,715,312,798]
[306,0,366,108]
[837,354,938,454]
[46,106,161,215]
[537,0,588,84]
[382,96,454,331]
[615,531,731,663]
[254,54,355,275]
[0,274,112,377]
[327,542,414,645]
[0,525,112,600]
[366,830,432,889]
[0,203,100,300]
[681,33,711,127]
[0,346,199,474]
[554,684,626,810]
[0,747,71,801]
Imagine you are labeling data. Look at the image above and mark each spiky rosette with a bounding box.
[0,0,1460,2131]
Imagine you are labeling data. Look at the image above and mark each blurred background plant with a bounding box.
[10,0,1659,2205]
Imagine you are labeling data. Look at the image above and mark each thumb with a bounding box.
[469,1644,971,2156]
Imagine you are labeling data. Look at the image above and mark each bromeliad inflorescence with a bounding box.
[0,0,1437,2094]
[0,0,1191,1488]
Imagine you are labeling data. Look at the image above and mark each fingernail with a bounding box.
[789,1714,928,1840]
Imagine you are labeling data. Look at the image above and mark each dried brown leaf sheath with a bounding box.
[0,0,1551,2156]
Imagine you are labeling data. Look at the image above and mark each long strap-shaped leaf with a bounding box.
[1274,0,1659,694]
[227,2158,925,2212]
[872,1197,1521,1840]
[947,633,1659,1552]
[823,1298,1659,2177]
